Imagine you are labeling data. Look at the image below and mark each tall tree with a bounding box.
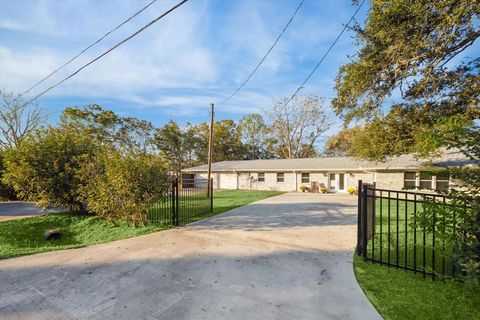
[189,120,243,163]
[332,0,480,282]
[267,95,331,159]
[0,90,43,149]
[332,0,479,160]
[154,120,200,176]
[323,126,362,156]
[61,105,154,153]
[237,113,271,159]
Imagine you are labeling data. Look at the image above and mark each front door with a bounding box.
[328,173,347,193]
[338,173,346,192]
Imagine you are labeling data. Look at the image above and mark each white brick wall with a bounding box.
[375,172,404,190]
[195,170,405,192]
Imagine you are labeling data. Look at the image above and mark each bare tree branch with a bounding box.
[0,90,44,149]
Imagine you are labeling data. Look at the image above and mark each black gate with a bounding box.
[148,177,213,226]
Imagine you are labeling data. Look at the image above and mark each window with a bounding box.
[404,172,416,189]
[329,173,336,190]
[419,172,433,189]
[301,173,310,184]
[277,172,284,183]
[436,172,450,192]
[258,172,265,182]
[339,173,345,190]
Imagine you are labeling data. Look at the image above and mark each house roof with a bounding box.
[182,149,476,173]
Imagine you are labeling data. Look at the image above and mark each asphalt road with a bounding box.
[0,202,65,221]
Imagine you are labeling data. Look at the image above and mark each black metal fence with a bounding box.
[356,180,472,280]
[148,178,213,226]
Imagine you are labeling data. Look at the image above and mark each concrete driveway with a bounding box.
[0,193,380,320]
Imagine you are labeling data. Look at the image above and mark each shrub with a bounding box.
[320,187,328,193]
[347,187,357,195]
[2,127,98,210]
[77,150,169,226]
[300,185,308,192]
[415,193,479,285]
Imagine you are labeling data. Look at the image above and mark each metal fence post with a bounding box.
[362,184,369,259]
[175,177,179,226]
[210,178,214,213]
[357,180,363,256]
[171,179,176,226]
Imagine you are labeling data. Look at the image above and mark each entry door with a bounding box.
[338,173,346,192]
[329,173,347,192]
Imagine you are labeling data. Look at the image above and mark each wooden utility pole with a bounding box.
[207,103,214,197]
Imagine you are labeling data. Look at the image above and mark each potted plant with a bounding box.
[347,187,357,195]
[320,187,328,193]
[300,186,308,193]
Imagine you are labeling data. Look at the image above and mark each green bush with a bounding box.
[2,127,98,210]
[77,150,169,226]
[415,187,480,285]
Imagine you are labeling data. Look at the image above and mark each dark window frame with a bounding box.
[419,172,433,190]
[435,172,450,192]
[404,171,417,189]
[301,172,310,184]
[277,172,284,183]
[258,172,265,182]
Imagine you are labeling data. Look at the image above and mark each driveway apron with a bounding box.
[0,193,380,320]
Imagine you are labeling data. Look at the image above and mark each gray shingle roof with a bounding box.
[182,149,475,172]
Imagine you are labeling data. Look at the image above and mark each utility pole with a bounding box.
[207,103,214,197]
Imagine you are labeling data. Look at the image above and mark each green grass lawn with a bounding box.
[354,255,480,320]
[366,196,458,277]
[0,189,283,259]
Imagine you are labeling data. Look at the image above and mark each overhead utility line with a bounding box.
[218,0,305,105]
[284,0,366,106]
[17,0,158,100]
[20,0,188,108]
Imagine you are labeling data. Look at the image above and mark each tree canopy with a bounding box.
[330,0,479,160]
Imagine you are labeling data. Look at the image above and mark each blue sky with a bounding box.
[0,0,369,138]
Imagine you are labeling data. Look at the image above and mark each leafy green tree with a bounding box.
[324,126,362,156]
[332,0,479,282]
[332,0,479,159]
[237,113,272,159]
[189,120,243,163]
[77,150,168,226]
[61,105,154,153]
[2,127,98,210]
[155,120,200,176]
[0,151,16,200]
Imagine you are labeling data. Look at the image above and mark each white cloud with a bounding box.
[0,19,24,31]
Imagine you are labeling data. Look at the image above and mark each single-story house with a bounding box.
[182,149,475,193]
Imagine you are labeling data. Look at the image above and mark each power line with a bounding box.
[17,0,158,100]
[218,0,305,106]
[284,0,366,106]
[20,0,189,108]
